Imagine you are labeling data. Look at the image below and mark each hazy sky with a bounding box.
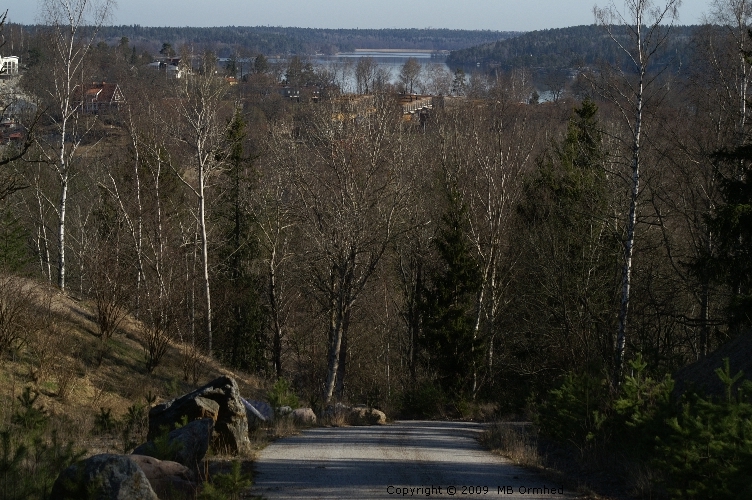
[6,0,711,30]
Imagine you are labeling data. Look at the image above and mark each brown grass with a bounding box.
[479,422,541,467]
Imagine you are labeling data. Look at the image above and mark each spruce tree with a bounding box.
[216,111,266,372]
[420,185,482,397]
[514,98,617,378]
[703,144,752,330]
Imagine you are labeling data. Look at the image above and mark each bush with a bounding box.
[654,360,752,499]
[198,461,252,500]
[536,371,608,447]
[398,381,446,418]
[267,378,299,413]
[537,357,752,499]
[610,355,673,456]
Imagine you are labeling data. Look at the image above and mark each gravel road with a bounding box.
[250,421,574,500]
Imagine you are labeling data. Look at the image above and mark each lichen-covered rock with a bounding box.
[133,418,213,474]
[130,455,197,499]
[292,407,317,425]
[348,407,387,425]
[51,454,158,500]
[148,376,251,454]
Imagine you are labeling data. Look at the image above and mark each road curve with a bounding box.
[251,421,574,500]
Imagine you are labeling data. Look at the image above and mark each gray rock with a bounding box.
[148,376,251,455]
[248,399,274,421]
[130,455,197,499]
[292,407,317,425]
[51,454,158,500]
[323,403,350,418]
[133,418,213,475]
[241,397,267,428]
[276,405,293,416]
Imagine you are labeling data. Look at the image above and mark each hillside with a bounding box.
[0,274,263,457]
[447,24,697,72]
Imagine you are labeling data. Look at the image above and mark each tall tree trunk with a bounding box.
[324,294,345,404]
[57,174,68,290]
[335,309,351,399]
[199,171,213,356]
[615,77,642,387]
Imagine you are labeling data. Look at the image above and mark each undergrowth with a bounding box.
[527,356,752,499]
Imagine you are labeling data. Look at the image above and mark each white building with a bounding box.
[0,56,19,76]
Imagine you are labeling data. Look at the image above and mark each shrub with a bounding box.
[0,388,84,499]
[398,381,446,418]
[654,359,752,499]
[536,371,608,447]
[267,378,299,413]
[198,461,252,500]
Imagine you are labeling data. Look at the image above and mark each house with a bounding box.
[147,58,188,79]
[278,86,300,101]
[76,82,126,113]
[0,56,19,76]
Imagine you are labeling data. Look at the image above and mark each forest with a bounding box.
[447,24,698,72]
[0,0,751,497]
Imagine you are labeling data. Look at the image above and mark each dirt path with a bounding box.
[251,421,575,499]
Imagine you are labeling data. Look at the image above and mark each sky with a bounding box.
[6,0,711,30]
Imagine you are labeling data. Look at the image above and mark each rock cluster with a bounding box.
[52,376,263,499]
[148,375,251,454]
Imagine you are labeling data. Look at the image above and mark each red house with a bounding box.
[76,82,126,113]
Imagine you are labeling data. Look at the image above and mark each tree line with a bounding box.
[6,23,515,61]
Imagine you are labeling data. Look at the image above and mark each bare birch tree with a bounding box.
[593,0,681,386]
[35,0,113,291]
[170,52,231,356]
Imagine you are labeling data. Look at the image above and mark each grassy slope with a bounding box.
[0,274,263,457]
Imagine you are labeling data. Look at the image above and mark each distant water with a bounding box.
[221,52,451,93]
[312,52,450,93]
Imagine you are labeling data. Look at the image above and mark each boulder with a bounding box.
[133,418,213,474]
[248,399,274,421]
[292,407,317,425]
[348,407,387,426]
[130,455,197,499]
[148,376,251,454]
[51,454,158,500]
[241,397,267,428]
[276,405,293,416]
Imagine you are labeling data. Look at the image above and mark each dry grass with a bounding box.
[479,422,541,467]
[320,408,349,427]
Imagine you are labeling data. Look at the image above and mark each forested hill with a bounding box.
[447,24,697,71]
[90,26,519,57]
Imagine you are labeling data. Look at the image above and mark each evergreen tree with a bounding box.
[216,111,266,372]
[513,99,617,379]
[0,211,30,273]
[420,185,482,397]
[703,144,752,330]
